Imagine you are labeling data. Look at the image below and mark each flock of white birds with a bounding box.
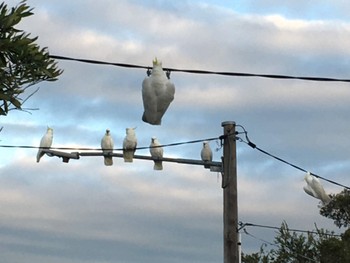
[36,58,331,205]
[36,126,213,172]
[36,125,331,205]
[36,58,213,171]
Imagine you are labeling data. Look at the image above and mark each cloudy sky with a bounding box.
[1,0,350,262]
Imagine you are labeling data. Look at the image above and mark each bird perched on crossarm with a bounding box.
[36,127,53,162]
[201,141,213,168]
[150,137,163,170]
[123,127,137,162]
[101,129,114,166]
[142,58,175,125]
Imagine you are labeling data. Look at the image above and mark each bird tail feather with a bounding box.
[104,157,113,166]
[123,150,135,162]
[153,161,163,170]
[36,151,44,163]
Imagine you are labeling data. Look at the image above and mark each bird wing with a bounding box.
[101,136,114,153]
[123,137,137,150]
[303,185,317,198]
[150,141,163,158]
[155,80,175,122]
[142,77,158,124]
[310,177,331,204]
[150,146,163,158]
[40,132,53,148]
[37,131,53,162]
[201,148,213,161]
[303,173,320,199]
[303,173,331,204]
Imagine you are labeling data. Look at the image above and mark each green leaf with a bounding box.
[0,94,11,101]
[10,97,22,109]
[0,0,62,116]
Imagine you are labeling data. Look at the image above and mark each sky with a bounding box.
[1,0,350,262]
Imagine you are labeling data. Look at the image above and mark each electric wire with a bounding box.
[236,125,350,190]
[1,124,349,190]
[242,228,276,248]
[239,222,341,237]
[50,55,350,83]
[0,136,220,152]
[45,55,350,188]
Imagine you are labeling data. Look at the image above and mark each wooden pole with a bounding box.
[222,121,238,263]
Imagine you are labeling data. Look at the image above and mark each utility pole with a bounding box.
[222,121,238,263]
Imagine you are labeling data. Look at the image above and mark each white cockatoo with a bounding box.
[303,172,331,205]
[142,58,175,125]
[201,141,213,168]
[201,141,213,162]
[150,137,163,170]
[123,127,137,162]
[101,129,114,166]
[36,127,53,162]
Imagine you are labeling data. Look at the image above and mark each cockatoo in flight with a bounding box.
[123,127,137,162]
[101,129,114,166]
[201,141,213,168]
[150,137,163,170]
[303,172,331,205]
[36,127,53,162]
[142,58,175,125]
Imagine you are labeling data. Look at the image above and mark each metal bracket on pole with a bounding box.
[221,156,228,189]
[43,149,80,163]
[210,164,223,173]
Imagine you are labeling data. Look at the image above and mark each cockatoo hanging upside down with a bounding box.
[303,172,331,205]
[142,58,175,125]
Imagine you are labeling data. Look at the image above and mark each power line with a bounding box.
[50,55,350,83]
[2,125,348,190]
[1,128,349,190]
[0,136,220,152]
[239,222,341,237]
[242,228,276,248]
[235,125,350,190]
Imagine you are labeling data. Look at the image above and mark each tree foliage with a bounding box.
[0,0,62,115]
[268,222,320,262]
[320,189,350,228]
[243,188,350,262]
[242,244,270,263]
[242,222,350,263]
[319,229,350,263]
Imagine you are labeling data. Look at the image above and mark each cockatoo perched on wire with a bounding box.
[101,129,114,166]
[36,127,53,162]
[150,137,163,170]
[303,172,331,205]
[201,141,213,168]
[142,58,175,125]
[123,127,137,162]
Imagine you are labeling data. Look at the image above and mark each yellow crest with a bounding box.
[152,57,161,66]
